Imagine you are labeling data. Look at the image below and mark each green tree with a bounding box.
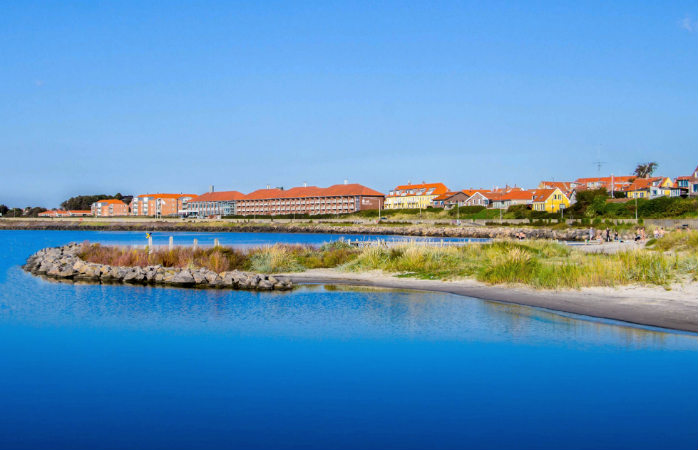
[567,188,607,218]
[25,207,47,217]
[61,193,131,210]
[633,162,658,178]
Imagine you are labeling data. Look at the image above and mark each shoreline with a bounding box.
[0,219,601,241]
[283,269,698,333]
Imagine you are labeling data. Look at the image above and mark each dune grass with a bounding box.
[78,233,697,289]
[647,230,698,252]
[77,241,359,274]
[343,238,696,289]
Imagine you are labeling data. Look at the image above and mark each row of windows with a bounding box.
[388,189,436,196]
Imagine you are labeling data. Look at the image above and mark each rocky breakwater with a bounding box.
[23,243,293,291]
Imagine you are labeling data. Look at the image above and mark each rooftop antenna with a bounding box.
[593,160,607,173]
[593,147,606,174]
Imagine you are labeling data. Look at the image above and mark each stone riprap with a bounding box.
[23,243,293,291]
[1,219,626,241]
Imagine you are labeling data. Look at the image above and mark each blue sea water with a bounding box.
[0,230,696,449]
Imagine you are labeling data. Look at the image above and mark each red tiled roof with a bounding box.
[388,182,449,197]
[322,183,384,197]
[483,192,504,201]
[539,181,573,191]
[96,199,127,205]
[531,189,556,202]
[432,191,458,201]
[625,177,665,191]
[241,184,383,201]
[461,189,491,197]
[67,210,91,214]
[501,190,534,201]
[136,193,196,199]
[190,191,246,202]
[575,176,635,184]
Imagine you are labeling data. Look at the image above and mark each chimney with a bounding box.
[344,179,348,185]
[303,181,307,187]
[266,184,270,190]
[209,185,214,193]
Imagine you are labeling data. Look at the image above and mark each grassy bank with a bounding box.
[78,231,697,289]
[78,241,358,274]
[343,239,697,288]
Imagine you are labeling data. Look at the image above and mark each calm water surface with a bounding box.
[0,230,696,449]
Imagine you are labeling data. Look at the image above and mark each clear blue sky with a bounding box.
[1,1,696,207]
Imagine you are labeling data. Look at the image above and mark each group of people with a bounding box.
[586,226,635,243]
[587,227,620,243]
[652,227,667,239]
[586,225,681,244]
[634,227,647,242]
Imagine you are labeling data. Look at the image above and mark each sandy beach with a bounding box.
[284,269,698,333]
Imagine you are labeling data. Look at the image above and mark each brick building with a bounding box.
[130,194,196,217]
[235,183,384,216]
[91,199,129,217]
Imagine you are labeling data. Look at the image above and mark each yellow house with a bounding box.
[625,177,674,199]
[384,182,450,209]
[531,188,570,213]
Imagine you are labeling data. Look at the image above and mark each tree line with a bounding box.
[1,193,131,218]
[60,193,133,211]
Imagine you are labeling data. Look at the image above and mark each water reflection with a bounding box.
[2,266,694,352]
[1,230,697,449]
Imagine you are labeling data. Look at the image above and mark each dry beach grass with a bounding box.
[78,230,698,290]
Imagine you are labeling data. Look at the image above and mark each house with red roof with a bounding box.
[625,177,678,199]
[461,190,492,208]
[674,164,698,196]
[384,182,449,209]
[531,188,570,213]
[130,193,196,217]
[91,199,129,217]
[573,176,635,192]
[431,191,472,209]
[489,190,536,209]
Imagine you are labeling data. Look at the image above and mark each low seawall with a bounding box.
[2,219,621,241]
